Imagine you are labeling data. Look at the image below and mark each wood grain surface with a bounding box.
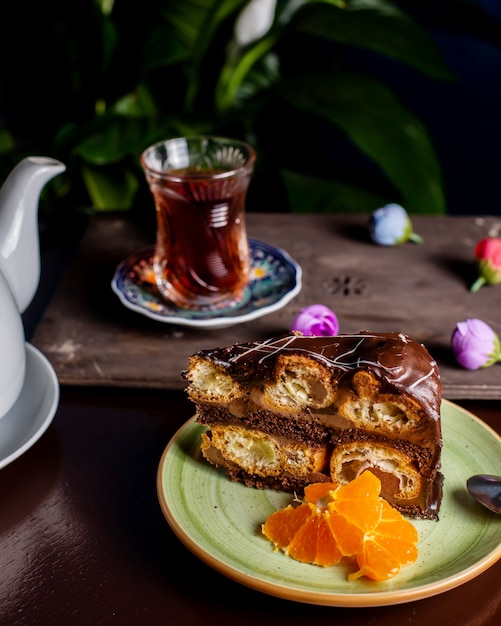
[31,213,501,398]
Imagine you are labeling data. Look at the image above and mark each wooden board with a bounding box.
[31,213,501,399]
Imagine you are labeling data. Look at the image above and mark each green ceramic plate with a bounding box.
[157,400,501,607]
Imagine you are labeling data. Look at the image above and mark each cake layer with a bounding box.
[200,427,330,492]
[199,421,442,519]
[185,332,443,519]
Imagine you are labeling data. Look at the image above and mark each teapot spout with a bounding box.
[0,156,66,313]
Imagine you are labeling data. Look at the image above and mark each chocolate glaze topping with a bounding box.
[194,332,442,419]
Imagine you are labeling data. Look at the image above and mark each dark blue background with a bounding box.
[372,1,501,215]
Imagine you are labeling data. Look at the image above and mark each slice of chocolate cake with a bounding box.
[184,332,443,520]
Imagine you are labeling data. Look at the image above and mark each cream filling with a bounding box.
[202,425,328,478]
[330,442,421,499]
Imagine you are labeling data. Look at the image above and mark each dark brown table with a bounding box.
[2,213,501,624]
[0,391,500,625]
[31,213,501,398]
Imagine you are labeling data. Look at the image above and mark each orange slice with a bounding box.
[328,470,383,532]
[262,471,419,581]
[326,510,365,556]
[348,500,419,581]
[262,502,313,549]
[287,512,343,567]
[333,469,381,501]
[303,481,338,505]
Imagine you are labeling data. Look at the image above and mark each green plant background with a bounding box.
[0,0,479,246]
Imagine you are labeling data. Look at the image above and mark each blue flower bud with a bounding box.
[369,204,422,246]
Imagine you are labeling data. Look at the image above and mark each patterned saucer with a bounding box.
[111,238,302,329]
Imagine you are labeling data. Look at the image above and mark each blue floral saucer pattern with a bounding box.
[111,239,302,329]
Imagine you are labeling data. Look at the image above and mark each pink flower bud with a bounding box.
[470,237,501,292]
[291,304,339,336]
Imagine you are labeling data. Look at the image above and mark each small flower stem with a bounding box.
[470,277,486,293]
[408,232,423,244]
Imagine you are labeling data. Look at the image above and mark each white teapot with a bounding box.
[0,156,65,419]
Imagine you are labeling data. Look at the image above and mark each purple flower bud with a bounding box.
[369,204,422,246]
[451,318,501,370]
[291,304,339,336]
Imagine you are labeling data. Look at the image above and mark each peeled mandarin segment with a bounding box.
[350,538,402,582]
[379,499,403,521]
[287,514,322,563]
[262,503,313,549]
[374,534,419,566]
[327,511,365,556]
[334,469,381,501]
[377,501,419,543]
[303,482,338,505]
[330,498,383,533]
[377,519,419,544]
[348,509,419,581]
[287,514,342,566]
[315,517,343,566]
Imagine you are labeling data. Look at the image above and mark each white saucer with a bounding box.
[0,343,59,470]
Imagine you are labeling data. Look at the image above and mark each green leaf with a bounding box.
[73,116,154,164]
[233,52,280,105]
[279,69,446,214]
[0,128,15,153]
[186,0,250,108]
[113,84,158,118]
[275,0,347,28]
[216,33,279,112]
[98,10,119,73]
[143,0,234,71]
[281,168,390,213]
[143,24,191,69]
[94,0,115,15]
[293,0,454,81]
[160,0,211,45]
[81,163,139,210]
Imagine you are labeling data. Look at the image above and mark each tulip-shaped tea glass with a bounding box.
[141,136,256,311]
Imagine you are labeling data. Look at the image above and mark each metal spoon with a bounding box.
[467,474,501,514]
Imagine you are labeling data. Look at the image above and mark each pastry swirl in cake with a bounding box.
[184,332,443,519]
